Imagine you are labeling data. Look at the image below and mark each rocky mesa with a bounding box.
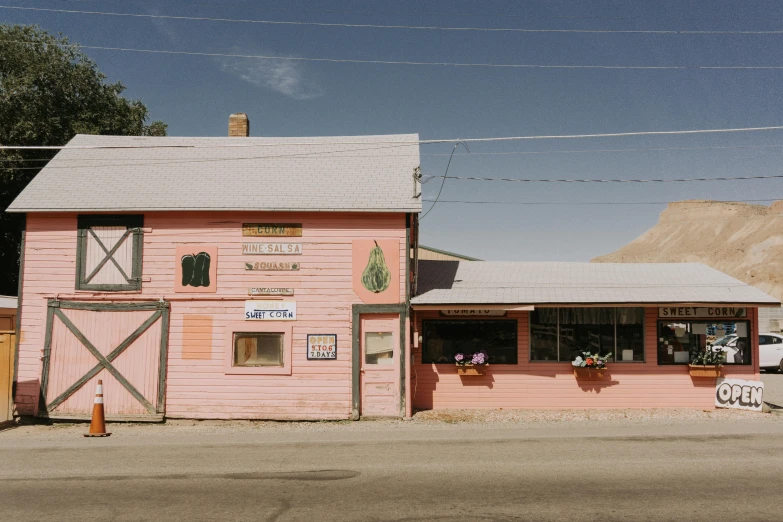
[593,200,783,303]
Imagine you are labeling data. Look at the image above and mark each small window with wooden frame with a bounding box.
[76,215,144,291]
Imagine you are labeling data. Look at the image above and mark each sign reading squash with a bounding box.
[352,240,400,305]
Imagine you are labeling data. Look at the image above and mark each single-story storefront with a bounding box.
[410,261,780,410]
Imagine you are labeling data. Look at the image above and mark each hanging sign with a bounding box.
[245,300,297,320]
[242,223,302,237]
[242,243,302,255]
[245,261,300,271]
[440,309,507,317]
[715,378,764,412]
[307,334,337,360]
[248,287,294,296]
[658,307,747,319]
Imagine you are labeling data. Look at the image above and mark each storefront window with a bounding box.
[530,308,644,362]
[657,321,751,365]
[422,320,517,364]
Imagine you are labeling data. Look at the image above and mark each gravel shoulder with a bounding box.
[3,408,783,448]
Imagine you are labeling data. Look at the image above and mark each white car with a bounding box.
[760,333,783,373]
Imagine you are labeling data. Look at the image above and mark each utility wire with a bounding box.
[6,143,783,161]
[423,174,783,183]
[421,198,783,205]
[2,125,783,150]
[3,40,783,71]
[4,5,783,34]
[420,142,469,220]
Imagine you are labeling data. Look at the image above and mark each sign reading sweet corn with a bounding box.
[245,301,297,320]
[242,223,302,237]
[307,334,337,360]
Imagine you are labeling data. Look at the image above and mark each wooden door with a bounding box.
[360,314,399,417]
[0,317,14,423]
[40,301,169,421]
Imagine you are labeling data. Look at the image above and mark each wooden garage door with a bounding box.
[39,301,169,421]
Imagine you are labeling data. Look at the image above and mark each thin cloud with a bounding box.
[219,53,323,100]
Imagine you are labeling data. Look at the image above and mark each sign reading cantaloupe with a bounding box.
[352,239,400,304]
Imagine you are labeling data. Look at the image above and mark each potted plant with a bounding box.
[688,347,725,378]
[572,351,612,379]
[455,351,489,376]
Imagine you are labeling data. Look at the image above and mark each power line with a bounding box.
[423,173,783,183]
[4,5,783,34]
[421,198,783,206]
[6,143,783,162]
[57,0,783,23]
[4,40,783,71]
[420,142,469,220]
[2,125,783,150]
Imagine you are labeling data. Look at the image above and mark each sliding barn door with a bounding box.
[39,301,169,421]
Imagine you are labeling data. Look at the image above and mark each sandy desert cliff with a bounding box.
[593,200,783,302]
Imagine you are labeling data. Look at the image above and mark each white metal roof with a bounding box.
[0,295,18,309]
[7,134,422,213]
[412,261,781,306]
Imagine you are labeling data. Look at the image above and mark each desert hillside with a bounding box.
[593,200,783,302]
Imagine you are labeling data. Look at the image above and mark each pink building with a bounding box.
[8,118,421,421]
[6,116,779,421]
[411,261,779,410]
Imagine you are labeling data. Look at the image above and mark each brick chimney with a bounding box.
[228,113,249,137]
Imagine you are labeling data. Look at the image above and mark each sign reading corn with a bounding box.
[242,223,302,237]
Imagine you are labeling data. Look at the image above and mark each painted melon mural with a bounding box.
[361,241,391,293]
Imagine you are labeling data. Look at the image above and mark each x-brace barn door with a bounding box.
[39,301,169,421]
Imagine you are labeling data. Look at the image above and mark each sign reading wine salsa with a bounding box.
[307,334,337,360]
[242,223,302,237]
[248,287,294,296]
[245,262,300,271]
[245,300,297,320]
[242,243,302,255]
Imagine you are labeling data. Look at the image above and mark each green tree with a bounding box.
[0,25,167,295]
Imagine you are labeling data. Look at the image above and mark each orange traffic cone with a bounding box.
[84,379,111,437]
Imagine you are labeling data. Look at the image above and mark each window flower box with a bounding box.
[688,364,722,378]
[455,351,488,376]
[571,351,611,380]
[573,367,606,380]
[456,363,488,376]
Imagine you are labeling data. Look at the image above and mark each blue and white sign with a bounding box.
[715,378,764,412]
[244,300,297,320]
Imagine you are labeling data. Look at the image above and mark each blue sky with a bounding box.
[4,0,783,260]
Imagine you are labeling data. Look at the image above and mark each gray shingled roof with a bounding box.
[412,261,780,306]
[7,134,422,212]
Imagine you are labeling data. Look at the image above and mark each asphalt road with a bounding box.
[2,426,783,521]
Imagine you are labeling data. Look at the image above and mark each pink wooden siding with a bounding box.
[412,307,761,410]
[15,212,407,420]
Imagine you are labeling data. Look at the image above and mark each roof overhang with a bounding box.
[411,304,535,311]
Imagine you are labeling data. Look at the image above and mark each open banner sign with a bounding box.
[715,378,764,412]
[307,334,337,360]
